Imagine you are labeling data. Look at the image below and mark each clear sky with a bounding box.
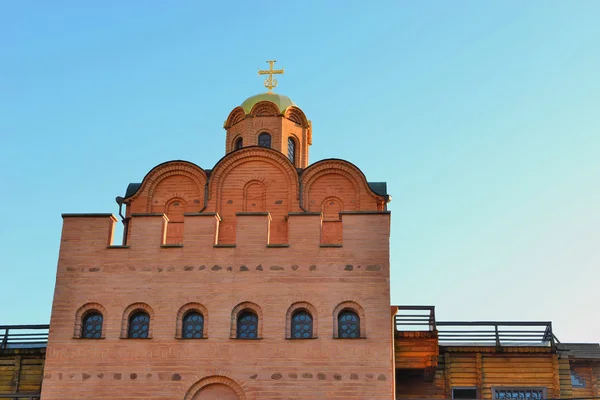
[1,1,598,342]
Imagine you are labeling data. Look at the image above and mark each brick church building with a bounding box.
[40,70,395,399]
[12,64,594,399]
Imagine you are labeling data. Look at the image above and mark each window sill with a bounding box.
[120,337,152,340]
[214,244,236,248]
[175,337,209,340]
[267,244,290,248]
[73,336,105,340]
[106,245,129,249]
[230,337,262,340]
[161,244,183,248]
[286,337,319,340]
[332,336,367,339]
[320,244,343,248]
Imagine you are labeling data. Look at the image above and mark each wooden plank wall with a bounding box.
[0,353,44,395]
[396,351,575,399]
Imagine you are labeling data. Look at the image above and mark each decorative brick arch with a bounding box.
[224,106,246,129]
[184,375,246,400]
[321,196,343,221]
[230,301,263,339]
[175,302,209,339]
[123,161,207,212]
[249,101,281,117]
[73,302,107,338]
[285,301,318,339]
[284,106,309,127]
[243,180,266,212]
[208,147,299,209]
[302,159,385,210]
[120,302,155,339]
[332,300,366,339]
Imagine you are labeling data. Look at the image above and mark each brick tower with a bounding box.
[42,71,394,399]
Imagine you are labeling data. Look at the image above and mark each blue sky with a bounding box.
[1,1,598,342]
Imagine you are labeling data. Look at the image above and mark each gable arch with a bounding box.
[207,147,299,209]
[123,161,207,213]
[301,159,384,211]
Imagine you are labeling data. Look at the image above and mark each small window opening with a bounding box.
[235,137,243,150]
[258,132,271,148]
[453,388,478,400]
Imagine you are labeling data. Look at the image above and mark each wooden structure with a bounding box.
[0,325,46,400]
[393,306,600,399]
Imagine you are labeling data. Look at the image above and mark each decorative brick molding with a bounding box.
[184,375,246,400]
[285,301,318,339]
[250,101,280,117]
[285,106,309,128]
[224,106,246,129]
[73,302,107,338]
[120,302,155,339]
[332,300,366,339]
[175,302,209,339]
[230,301,263,339]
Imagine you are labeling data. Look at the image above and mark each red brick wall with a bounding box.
[42,209,393,399]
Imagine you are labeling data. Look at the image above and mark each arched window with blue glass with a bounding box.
[128,311,150,339]
[258,132,271,148]
[236,311,258,339]
[333,301,365,339]
[337,310,360,338]
[182,311,204,339]
[291,310,313,339]
[81,311,103,339]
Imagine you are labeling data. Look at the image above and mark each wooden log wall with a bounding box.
[394,349,600,399]
[0,350,44,395]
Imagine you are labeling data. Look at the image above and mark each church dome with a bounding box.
[241,93,296,114]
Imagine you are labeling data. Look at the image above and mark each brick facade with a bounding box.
[41,94,393,399]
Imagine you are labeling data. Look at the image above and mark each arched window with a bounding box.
[287,137,296,164]
[291,310,313,339]
[258,132,271,148]
[236,311,258,339]
[128,312,150,339]
[81,312,103,339]
[234,137,243,150]
[182,311,204,339]
[338,310,360,338]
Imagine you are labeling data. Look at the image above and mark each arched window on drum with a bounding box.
[258,132,271,148]
[287,137,296,165]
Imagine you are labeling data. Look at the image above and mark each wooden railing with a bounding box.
[0,394,41,399]
[0,325,49,350]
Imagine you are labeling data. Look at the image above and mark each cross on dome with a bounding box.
[258,60,284,93]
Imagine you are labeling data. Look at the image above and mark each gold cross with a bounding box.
[258,60,284,93]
